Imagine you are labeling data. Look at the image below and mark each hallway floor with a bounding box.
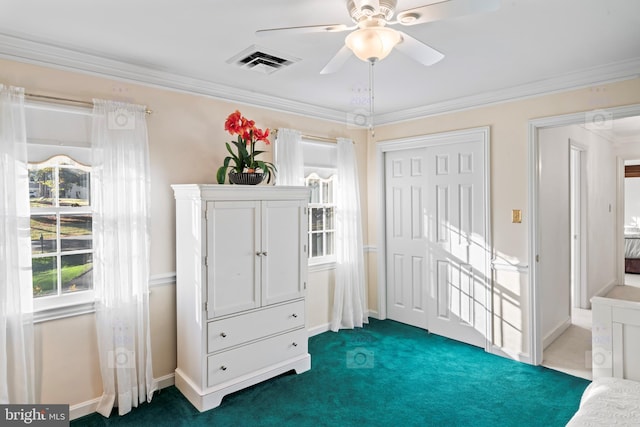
[541,275,640,380]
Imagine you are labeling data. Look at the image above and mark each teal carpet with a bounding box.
[72,319,589,426]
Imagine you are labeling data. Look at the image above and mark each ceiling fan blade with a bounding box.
[396,0,500,26]
[320,45,353,74]
[256,24,353,37]
[395,31,444,66]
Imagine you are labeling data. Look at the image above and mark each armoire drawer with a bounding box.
[207,299,305,354]
[207,328,307,387]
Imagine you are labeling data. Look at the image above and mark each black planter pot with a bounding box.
[228,172,265,185]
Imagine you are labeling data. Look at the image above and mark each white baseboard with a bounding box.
[594,278,618,300]
[489,345,533,365]
[543,316,572,349]
[308,323,331,337]
[70,397,102,421]
[367,310,380,320]
[69,373,176,421]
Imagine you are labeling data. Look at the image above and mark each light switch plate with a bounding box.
[512,209,522,223]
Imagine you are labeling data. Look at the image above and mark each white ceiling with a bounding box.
[1,0,639,125]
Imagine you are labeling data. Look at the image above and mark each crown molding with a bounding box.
[376,57,640,125]
[1,32,639,127]
[0,32,346,123]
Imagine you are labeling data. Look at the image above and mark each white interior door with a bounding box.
[385,149,428,329]
[384,132,489,349]
[425,141,488,348]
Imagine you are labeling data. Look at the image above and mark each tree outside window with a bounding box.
[29,155,93,298]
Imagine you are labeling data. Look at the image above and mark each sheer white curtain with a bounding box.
[331,138,368,331]
[0,84,35,404]
[274,128,304,186]
[92,99,156,417]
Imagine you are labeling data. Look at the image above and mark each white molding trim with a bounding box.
[528,103,640,366]
[0,33,345,124]
[363,245,377,253]
[376,57,640,124]
[542,317,572,349]
[308,262,336,273]
[376,127,492,350]
[33,272,176,323]
[308,323,331,337]
[155,372,176,390]
[69,373,176,421]
[491,261,529,273]
[2,32,639,126]
[149,272,177,287]
[594,279,618,299]
[69,397,101,421]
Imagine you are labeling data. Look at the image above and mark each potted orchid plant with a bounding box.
[216,110,276,185]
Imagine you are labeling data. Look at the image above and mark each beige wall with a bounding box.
[368,78,640,359]
[3,55,640,409]
[0,58,367,409]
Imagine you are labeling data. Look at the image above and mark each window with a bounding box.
[25,102,94,316]
[29,155,93,304]
[300,137,338,266]
[306,173,336,265]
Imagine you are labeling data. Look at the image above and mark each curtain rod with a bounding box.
[25,92,153,115]
[302,134,337,143]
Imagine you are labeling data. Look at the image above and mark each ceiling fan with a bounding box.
[256,0,501,74]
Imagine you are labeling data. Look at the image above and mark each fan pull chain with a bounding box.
[369,60,375,138]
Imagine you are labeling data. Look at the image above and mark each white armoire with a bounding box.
[172,184,311,411]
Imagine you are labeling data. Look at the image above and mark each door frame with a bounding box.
[528,103,640,366]
[376,126,492,351]
[569,142,588,310]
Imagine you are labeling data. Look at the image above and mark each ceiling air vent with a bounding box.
[227,45,299,75]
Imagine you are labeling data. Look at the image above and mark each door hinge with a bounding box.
[304,281,307,290]
[303,244,307,254]
[204,301,208,312]
[204,208,208,220]
[536,254,540,262]
[204,256,208,267]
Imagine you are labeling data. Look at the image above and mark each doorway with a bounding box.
[529,104,640,367]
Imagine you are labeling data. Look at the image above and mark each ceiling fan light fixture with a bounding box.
[345,27,402,62]
[399,13,419,24]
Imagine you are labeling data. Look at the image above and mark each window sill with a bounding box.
[309,261,336,273]
[33,301,95,324]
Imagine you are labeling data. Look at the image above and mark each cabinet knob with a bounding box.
[262,251,268,256]
[291,313,298,318]
[220,366,227,371]
[220,332,227,338]
[292,342,298,347]
[256,252,262,257]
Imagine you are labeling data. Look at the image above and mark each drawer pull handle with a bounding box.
[220,332,227,338]
[292,313,298,318]
[256,252,262,257]
[262,251,268,256]
[292,342,298,347]
[220,366,227,371]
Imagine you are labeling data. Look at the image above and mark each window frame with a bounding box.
[25,101,96,319]
[29,155,95,314]
[305,172,337,267]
